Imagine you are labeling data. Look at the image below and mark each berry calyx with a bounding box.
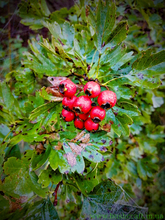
[62,109,75,122]
[84,81,101,98]
[59,79,77,97]
[90,106,106,123]
[85,118,99,132]
[62,96,77,111]
[74,118,84,129]
[75,112,89,121]
[97,90,117,109]
[72,96,92,114]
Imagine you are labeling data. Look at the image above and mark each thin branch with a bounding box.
[53,181,63,206]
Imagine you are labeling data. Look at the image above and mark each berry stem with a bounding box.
[102,76,125,86]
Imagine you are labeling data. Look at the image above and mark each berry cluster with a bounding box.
[59,79,117,132]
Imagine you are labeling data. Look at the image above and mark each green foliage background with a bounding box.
[0,0,165,219]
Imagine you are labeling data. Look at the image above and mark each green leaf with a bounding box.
[137,158,159,180]
[71,154,85,174]
[125,161,138,178]
[2,157,32,197]
[31,144,51,170]
[38,167,62,188]
[0,195,10,217]
[0,81,22,119]
[106,21,129,48]
[5,144,21,159]
[2,157,48,198]
[74,169,99,194]
[93,0,116,50]
[49,149,70,174]
[6,68,35,95]
[82,145,103,163]
[132,50,165,71]
[18,0,50,30]
[29,171,48,198]
[105,159,120,178]
[113,102,141,118]
[80,179,147,219]
[14,198,59,220]
[104,109,133,137]
[29,102,57,122]
[137,160,148,180]
[125,74,161,89]
[62,21,75,47]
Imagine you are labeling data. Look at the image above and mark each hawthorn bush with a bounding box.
[0,0,165,219]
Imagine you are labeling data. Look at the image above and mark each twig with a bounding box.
[53,181,62,206]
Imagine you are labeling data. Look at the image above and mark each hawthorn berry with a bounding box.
[90,106,106,123]
[84,81,101,98]
[59,79,77,97]
[62,96,77,111]
[62,109,75,122]
[72,96,92,114]
[85,118,99,132]
[75,112,89,121]
[74,118,84,129]
[97,90,117,109]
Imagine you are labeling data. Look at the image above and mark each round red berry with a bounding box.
[84,81,101,98]
[62,96,77,111]
[90,106,106,123]
[97,90,117,109]
[72,96,92,114]
[74,118,84,129]
[62,109,75,122]
[59,79,77,97]
[85,118,99,132]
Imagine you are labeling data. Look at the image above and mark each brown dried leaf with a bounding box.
[46,87,63,98]
[36,143,45,154]
[71,131,86,142]
[47,76,67,86]
[55,142,62,150]
[68,142,83,156]
[4,195,28,213]
[79,133,90,143]
[79,143,92,150]
[49,133,60,140]
[30,144,35,150]
[101,123,111,132]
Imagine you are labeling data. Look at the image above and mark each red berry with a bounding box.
[72,96,92,114]
[90,106,106,123]
[84,81,101,98]
[62,109,75,122]
[59,79,77,97]
[75,112,89,121]
[74,118,84,129]
[62,96,77,111]
[97,90,117,109]
[85,118,99,132]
